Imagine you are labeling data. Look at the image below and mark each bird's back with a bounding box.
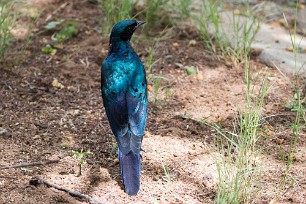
[101,47,147,154]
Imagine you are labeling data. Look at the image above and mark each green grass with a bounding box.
[99,0,134,35]
[99,0,192,36]
[161,162,171,182]
[0,0,18,59]
[271,6,306,202]
[195,0,260,62]
[144,0,169,32]
[213,59,268,203]
[176,0,192,18]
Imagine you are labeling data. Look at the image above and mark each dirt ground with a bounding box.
[1,0,306,203]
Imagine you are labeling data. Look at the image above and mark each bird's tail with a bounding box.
[118,149,141,195]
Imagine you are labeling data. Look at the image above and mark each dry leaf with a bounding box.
[52,78,65,89]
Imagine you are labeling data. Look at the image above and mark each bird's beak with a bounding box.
[136,21,146,29]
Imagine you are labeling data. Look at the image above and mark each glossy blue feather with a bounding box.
[101,20,147,195]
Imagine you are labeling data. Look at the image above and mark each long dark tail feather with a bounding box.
[118,149,141,196]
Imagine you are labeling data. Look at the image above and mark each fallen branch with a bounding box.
[0,159,60,170]
[30,176,106,204]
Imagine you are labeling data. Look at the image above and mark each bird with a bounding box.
[101,20,147,196]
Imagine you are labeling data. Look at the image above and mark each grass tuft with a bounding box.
[0,0,18,59]
[99,0,134,35]
[195,0,260,62]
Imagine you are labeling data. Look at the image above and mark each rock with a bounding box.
[258,49,306,74]
[252,1,283,22]
[0,129,8,135]
[153,175,159,181]
[298,9,306,35]
[193,9,306,75]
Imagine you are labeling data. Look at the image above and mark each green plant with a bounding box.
[53,25,78,42]
[145,0,168,31]
[42,44,57,55]
[176,0,192,18]
[203,59,268,203]
[71,150,93,176]
[271,8,306,202]
[100,0,134,35]
[161,162,171,182]
[152,76,163,105]
[195,0,260,62]
[0,0,18,58]
[196,0,225,54]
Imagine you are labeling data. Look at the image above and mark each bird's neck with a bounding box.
[109,38,133,54]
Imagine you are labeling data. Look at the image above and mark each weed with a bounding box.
[175,0,192,18]
[145,0,168,31]
[195,0,260,62]
[99,0,134,35]
[203,59,269,203]
[161,162,171,182]
[52,25,78,42]
[0,0,18,59]
[152,76,163,105]
[271,9,306,202]
[71,150,93,176]
[42,44,57,55]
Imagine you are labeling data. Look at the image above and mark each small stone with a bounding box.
[172,42,179,50]
[114,158,119,165]
[67,86,76,91]
[0,129,8,135]
[276,138,284,145]
[147,84,153,92]
[153,175,159,181]
[196,73,204,80]
[68,109,80,116]
[286,47,294,52]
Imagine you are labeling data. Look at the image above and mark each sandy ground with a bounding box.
[1,0,306,203]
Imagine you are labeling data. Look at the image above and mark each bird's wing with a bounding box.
[102,61,130,154]
[101,61,147,155]
[103,92,131,154]
[126,90,147,153]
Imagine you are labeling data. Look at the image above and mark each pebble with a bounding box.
[153,175,159,181]
[0,129,8,135]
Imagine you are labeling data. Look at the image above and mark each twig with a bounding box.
[0,159,60,170]
[45,2,70,22]
[30,176,106,204]
[0,175,16,179]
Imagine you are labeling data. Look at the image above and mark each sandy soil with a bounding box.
[1,0,306,203]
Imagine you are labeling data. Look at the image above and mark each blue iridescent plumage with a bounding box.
[101,20,147,195]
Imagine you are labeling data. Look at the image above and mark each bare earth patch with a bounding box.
[1,0,306,203]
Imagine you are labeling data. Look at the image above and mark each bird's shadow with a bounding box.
[104,155,124,191]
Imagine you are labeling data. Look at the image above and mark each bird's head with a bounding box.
[109,20,145,45]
